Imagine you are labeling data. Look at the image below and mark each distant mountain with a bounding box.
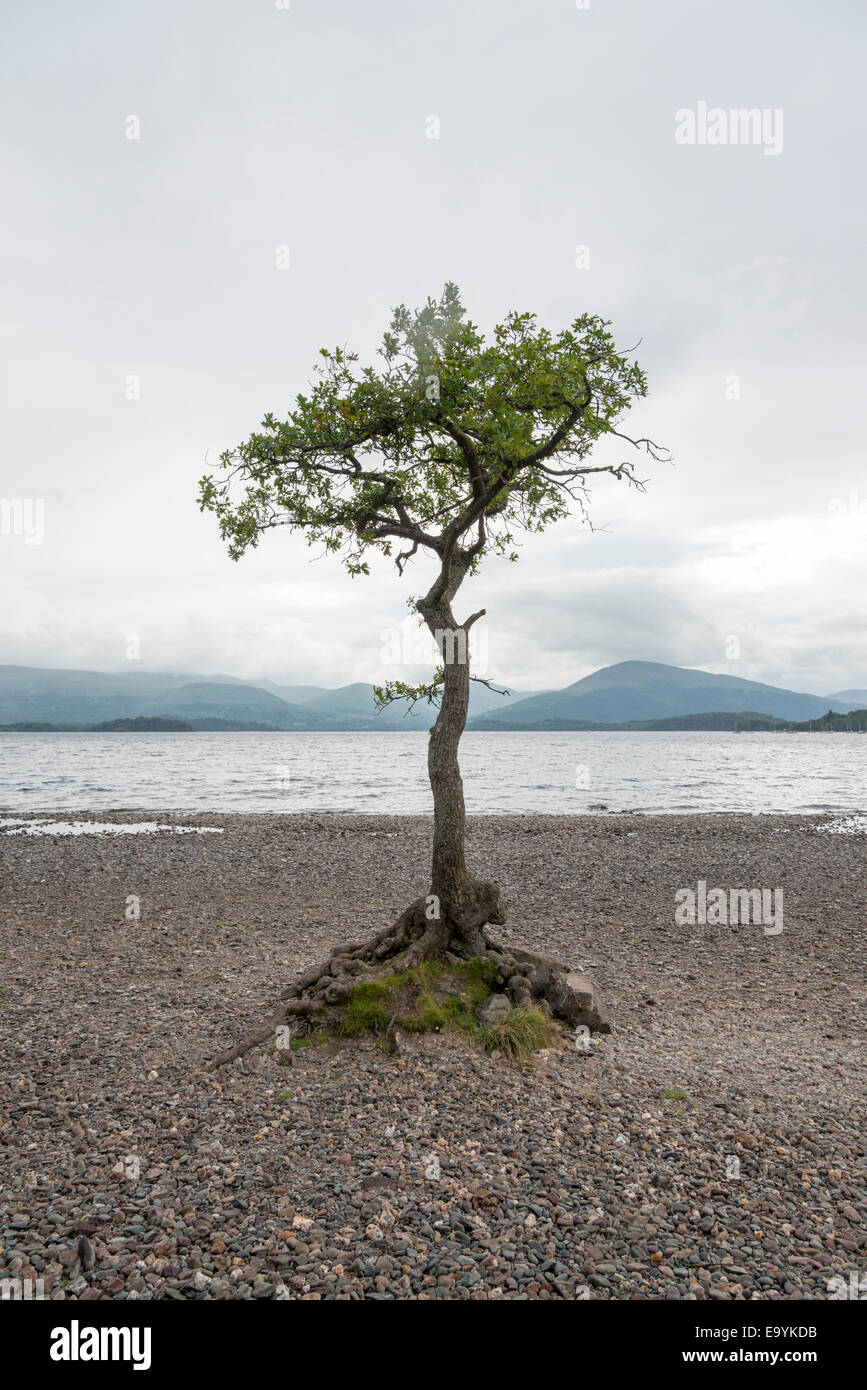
[1,662,859,733]
[254,679,330,705]
[828,689,867,704]
[144,682,333,729]
[467,684,549,718]
[300,682,427,727]
[0,668,349,730]
[467,660,858,729]
[0,666,251,725]
[0,666,545,732]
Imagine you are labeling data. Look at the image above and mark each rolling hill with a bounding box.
[0,668,349,731]
[144,682,337,729]
[828,689,867,705]
[253,679,331,705]
[0,662,860,732]
[0,667,544,730]
[467,660,858,729]
[0,666,251,726]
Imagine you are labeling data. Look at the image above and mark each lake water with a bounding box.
[0,731,865,817]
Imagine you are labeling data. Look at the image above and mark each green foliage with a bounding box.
[0,722,86,732]
[199,284,658,584]
[373,671,445,713]
[773,708,867,733]
[454,955,499,1005]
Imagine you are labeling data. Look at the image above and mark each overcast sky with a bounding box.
[2,0,864,695]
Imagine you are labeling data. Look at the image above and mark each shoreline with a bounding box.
[2,811,864,1300]
[2,808,865,824]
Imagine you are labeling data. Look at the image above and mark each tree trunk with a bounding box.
[411,581,505,960]
[207,560,611,1069]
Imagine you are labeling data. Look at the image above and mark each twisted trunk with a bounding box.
[207,556,611,1070]
[408,568,505,961]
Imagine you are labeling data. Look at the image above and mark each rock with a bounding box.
[562,972,610,1032]
[475,994,512,1025]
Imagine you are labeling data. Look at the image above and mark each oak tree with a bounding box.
[200,284,665,1061]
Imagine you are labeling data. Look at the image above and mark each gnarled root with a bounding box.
[209,896,427,1069]
[402,875,505,965]
[208,881,608,1070]
[482,939,611,1034]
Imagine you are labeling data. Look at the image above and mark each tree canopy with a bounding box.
[198,283,666,593]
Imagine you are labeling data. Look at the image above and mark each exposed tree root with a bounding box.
[208,884,610,1070]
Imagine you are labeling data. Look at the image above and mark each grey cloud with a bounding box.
[1,0,864,692]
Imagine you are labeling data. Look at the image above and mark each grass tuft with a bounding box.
[478,1006,559,1062]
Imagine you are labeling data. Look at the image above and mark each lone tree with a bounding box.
[200,284,665,1063]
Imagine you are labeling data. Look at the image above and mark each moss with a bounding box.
[455,956,499,989]
[450,956,499,1008]
[346,977,393,1003]
[340,995,393,1035]
[663,1087,689,1101]
[336,957,554,1062]
[338,958,487,1038]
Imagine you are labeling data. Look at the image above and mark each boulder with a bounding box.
[560,972,611,1033]
[505,946,612,1033]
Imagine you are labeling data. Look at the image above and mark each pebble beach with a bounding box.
[1,811,864,1301]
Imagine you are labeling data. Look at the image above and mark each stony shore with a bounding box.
[0,811,864,1300]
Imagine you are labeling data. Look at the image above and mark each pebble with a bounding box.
[1,811,864,1300]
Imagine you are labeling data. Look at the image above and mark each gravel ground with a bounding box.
[0,811,864,1301]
